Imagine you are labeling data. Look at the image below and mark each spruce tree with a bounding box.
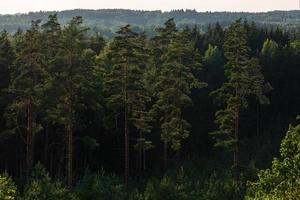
[210,20,271,180]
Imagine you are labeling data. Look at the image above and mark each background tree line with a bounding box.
[0,14,299,199]
[0,9,300,37]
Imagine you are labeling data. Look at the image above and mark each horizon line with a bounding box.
[1,8,300,15]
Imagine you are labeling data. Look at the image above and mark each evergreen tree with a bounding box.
[151,29,206,169]
[6,20,46,178]
[46,16,91,187]
[101,25,151,185]
[0,31,15,130]
[210,20,271,181]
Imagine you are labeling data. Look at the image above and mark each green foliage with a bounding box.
[201,172,244,200]
[261,39,279,60]
[22,164,78,200]
[74,173,126,200]
[151,20,207,151]
[246,123,300,200]
[1,10,300,37]
[0,173,18,200]
[143,177,188,200]
[204,44,223,67]
[210,20,271,153]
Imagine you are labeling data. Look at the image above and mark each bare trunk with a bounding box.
[164,140,168,170]
[26,98,34,179]
[66,123,73,187]
[124,108,129,186]
[138,143,142,177]
[44,123,49,167]
[233,107,240,182]
[143,148,146,171]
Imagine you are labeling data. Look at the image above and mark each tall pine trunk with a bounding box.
[124,61,130,186]
[137,141,142,177]
[66,123,73,187]
[164,140,168,170]
[233,107,240,181]
[124,106,129,186]
[26,98,34,179]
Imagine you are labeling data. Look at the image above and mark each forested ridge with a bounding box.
[0,13,300,199]
[0,9,300,37]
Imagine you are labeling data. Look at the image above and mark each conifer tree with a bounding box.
[47,16,91,187]
[210,20,271,180]
[40,14,62,167]
[152,29,207,169]
[0,31,15,122]
[6,21,46,178]
[102,25,151,185]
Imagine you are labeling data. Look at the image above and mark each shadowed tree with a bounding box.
[210,20,271,181]
[151,29,207,169]
[5,21,46,178]
[101,25,152,185]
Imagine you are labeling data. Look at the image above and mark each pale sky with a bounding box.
[0,0,299,14]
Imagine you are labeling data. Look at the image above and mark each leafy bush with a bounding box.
[201,171,244,200]
[22,164,78,200]
[142,177,188,200]
[0,172,18,200]
[246,123,300,200]
[74,172,126,200]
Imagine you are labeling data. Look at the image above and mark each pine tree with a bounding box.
[151,29,207,169]
[0,31,15,122]
[210,20,271,181]
[101,25,151,185]
[40,14,62,167]
[46,16,91,187]
[6,20,46,178]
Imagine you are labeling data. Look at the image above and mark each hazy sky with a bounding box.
[0,0,299,14]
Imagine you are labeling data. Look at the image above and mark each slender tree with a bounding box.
[210,20,271,181]
[6,21,46,178]
[151,29,207,169]
[101,25,151,185]
[47,16,91,187]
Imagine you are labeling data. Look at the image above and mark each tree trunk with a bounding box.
[138,142,142,177]
[124,108,129,187]
[66,123,73,187]
[44,123,49,167]
[26,98,34,179]
[233,107,240,182]
[164,140,168,170]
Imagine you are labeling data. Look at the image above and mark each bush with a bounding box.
[201,171,244,200]
[74,172,126,200]
[246,123,300,200]
[0,172,18,200]
[143,177,188,200]
[22,164,78,200]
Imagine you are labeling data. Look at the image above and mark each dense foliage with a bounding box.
[0,9,300,37]
[0,13,299,199]
[246,122,300,199]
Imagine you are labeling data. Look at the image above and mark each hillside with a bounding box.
[0,9,300,37]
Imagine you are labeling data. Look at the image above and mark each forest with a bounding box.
[0,9,300,36]
[0,13,299,199]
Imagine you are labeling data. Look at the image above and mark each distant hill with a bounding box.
[0,9,299,37]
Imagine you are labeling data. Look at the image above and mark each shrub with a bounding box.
[143,177,188,200]
[74,173,126,200]
[0,172,18,200]
[22,164,78,200]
